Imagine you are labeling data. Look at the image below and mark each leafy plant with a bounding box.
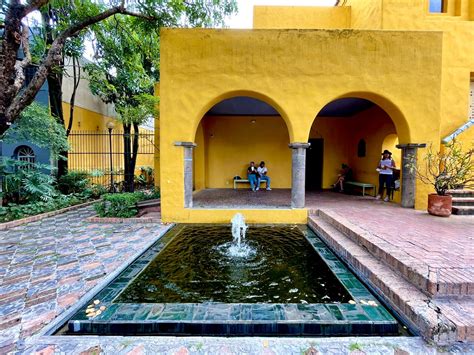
[2,103,70,160]
[1,159,57,203]
[94,192,145,218]
[57,171,90,194]
[0,194,85,223]
[406,140,473,196]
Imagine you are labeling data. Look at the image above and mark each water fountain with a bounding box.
[226,213,255,258]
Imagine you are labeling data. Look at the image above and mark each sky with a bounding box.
[226,0,338,28]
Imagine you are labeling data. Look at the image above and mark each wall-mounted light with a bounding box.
[250,119,256,124]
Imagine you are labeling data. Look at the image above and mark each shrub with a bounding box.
[142,187,160,200]
[94,192,145,218]
[57,171,90,194]
[0,194,84,223]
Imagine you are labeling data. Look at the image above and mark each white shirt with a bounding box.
[257,166,267,175]
[379,159,394,175]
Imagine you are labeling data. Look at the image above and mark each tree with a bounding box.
[84,4,235,191]
[0,0,237,136]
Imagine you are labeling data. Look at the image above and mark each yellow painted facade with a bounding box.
[158,1,473,223]
[63,103,155,180]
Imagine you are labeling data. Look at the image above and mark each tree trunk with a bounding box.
[130,123,140,192]
[123,124,132,192]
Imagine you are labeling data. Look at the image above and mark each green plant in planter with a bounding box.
[406,140,473,196]
[406,140,473,217]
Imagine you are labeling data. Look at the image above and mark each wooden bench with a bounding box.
[233,179,266,189]
[344,181,376,197]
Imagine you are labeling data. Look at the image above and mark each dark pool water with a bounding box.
[116,225,352,303]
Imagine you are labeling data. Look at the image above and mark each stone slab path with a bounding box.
[0,206,169,353]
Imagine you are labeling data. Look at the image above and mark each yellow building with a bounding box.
[61,57,155,184]
[158,0,474,223]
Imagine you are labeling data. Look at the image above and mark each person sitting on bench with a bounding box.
[257,161,272,191]
[332,164,352,192]
[247,161,258,191]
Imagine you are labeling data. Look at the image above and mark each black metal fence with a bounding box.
[68,130,156,187]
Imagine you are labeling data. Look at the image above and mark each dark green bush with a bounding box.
[0,194,84,223]
[57,171,90,194]
[94,192,145,218]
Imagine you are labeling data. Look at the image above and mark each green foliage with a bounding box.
[1,159,57,203]
[348,343,362,352]
[2,103,69,160]
[0,194,83,223]
[94,192,146,218]
[57,171,90,194]
[142,187,160,200]
[406,140,474,195]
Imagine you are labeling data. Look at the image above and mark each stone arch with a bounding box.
[309,91,411,144]
[192,90,295,143]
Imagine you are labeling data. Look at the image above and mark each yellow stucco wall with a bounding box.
[194,115,291,189]
[253,6,351,29]
[159,28,443,222]
[63,103,155,178]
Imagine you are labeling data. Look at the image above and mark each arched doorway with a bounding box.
[192,96,292,208]
[307,97,402,202]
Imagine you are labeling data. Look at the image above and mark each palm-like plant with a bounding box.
[406,140,473,195]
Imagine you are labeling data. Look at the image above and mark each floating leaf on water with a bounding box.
[360,300,368,305]
[95,310,102,315]
[301,300,308,304]
[93,300,100,305]
[367,300,378,306]
[349,300,356,305]
[289,288,298,293]
[99,306,106,311]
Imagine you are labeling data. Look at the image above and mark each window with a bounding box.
[357,139,366,157]
[429,0,446,13]
[15,145,35,169]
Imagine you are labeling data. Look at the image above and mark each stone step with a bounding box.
[452,206,474,215]
[452,197,474,206]
[315,209,473,297]
[447,190,474,197]
[308,215,472,344]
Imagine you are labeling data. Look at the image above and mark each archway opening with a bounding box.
[192,96,292,208]
[307,97,401,202]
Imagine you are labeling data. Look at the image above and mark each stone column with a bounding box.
[174,141,197,208]
[289,142,311,208]
[396,143,426,208]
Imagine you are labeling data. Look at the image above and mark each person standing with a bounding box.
[257,161,271,191]
[376,150,396,202]
[247,161,258,191]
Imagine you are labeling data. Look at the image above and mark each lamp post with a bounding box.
[106,121,115,192]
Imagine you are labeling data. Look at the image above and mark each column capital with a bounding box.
[289,142,311,149]
[396,143,426,149]
[174,141,197,148]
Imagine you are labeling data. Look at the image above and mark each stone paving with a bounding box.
[1,192,473,353]
[23,335,442,354]
[0,206,169,353]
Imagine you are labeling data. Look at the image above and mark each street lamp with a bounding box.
[106,121,115,192]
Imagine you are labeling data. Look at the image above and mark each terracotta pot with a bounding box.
[427,193,452,217]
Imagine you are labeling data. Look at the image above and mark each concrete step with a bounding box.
[452,206,474,215]
[315,210,473,297]
[447,190,474,197]
[308,215,471,344]
[452,197,474,206]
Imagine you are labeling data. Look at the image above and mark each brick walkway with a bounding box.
[305,191,474,295]
[1,192,473,353]
[0,206,169,353]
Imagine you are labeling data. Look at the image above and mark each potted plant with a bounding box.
[406,140,473,217]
